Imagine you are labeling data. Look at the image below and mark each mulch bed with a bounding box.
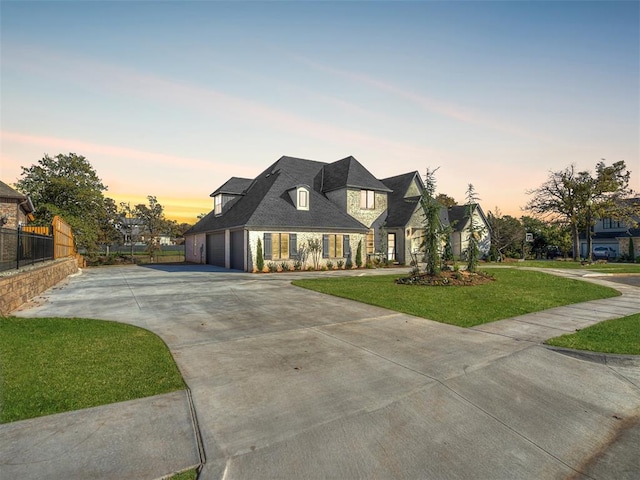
[395,270,495,286]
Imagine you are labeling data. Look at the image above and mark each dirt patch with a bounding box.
[395,270,495,286]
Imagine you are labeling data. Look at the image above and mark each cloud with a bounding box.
[2,45,453,163]
[292,54,550,142]
[0,130,250,174]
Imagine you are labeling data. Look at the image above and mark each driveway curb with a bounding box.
[543,345,640,367]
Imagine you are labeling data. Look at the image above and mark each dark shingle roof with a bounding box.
[447,204,489,233]
[0,180,26,200]
[382,172,423,228]
[321,156,392,193]
[188,156,369,234]
[210,177,253,196]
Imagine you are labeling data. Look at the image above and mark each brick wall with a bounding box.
[0,257,78,315]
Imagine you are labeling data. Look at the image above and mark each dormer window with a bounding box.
[214,194,223,215]
[360,190,375,209]
[298,188,309,210]
[288,185,310,211]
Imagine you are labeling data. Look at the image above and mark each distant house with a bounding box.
[116,217,173,246]
[579,198,640,259]
[185,155,491,271]
[0,180,35,229]
[446,204,491,259]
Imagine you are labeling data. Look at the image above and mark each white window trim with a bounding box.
[360,189,375,210]
[297,187,309,210]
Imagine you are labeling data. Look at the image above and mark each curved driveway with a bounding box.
[11,265,640,479]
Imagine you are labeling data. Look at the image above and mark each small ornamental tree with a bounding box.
[308,238,322,270]
[256,237,264,272]
[629,237,635,261]
[464,184,484,273]
[420,168,443,276]
[355,240,363,268]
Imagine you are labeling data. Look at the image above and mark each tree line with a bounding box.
[13,153,637,263]
[14,153,193,257]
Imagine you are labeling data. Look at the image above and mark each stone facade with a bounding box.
[618,237,640,260]
[0,257,78,315]
[0,198,29,230]
[248,230,366,272]
[345,189,387,228]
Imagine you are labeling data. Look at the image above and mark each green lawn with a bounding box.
[170,469,199,480]
[546,313,640,355]
[292,269,620,328]
[0,317,185,423]
[493,260,640,274]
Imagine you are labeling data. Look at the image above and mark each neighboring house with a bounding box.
[446,204,492,259]
[0,180,35,229]
[579,198,640,259]
[185,155,491,271]
[115,217,172,246]
[116,217,145,245]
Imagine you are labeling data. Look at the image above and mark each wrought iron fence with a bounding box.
[0,227,54,272]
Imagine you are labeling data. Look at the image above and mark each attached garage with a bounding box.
[206,233,225,267]
[230,230,245,271]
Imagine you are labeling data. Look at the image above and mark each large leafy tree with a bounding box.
[487,208,524,261]
[97,197,122,248]
[135,196,171,258]
[526,160,634,260]
[167,220,193,245]
[435,193,457,208]
[16,153,109,254]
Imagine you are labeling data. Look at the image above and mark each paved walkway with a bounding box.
[1,265,639,479]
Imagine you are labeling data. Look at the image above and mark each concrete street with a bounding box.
[2,264,639,479]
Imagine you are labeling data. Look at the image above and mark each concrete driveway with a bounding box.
[10,265,640,479]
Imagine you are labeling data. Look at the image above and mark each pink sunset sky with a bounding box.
[1,2,638,223]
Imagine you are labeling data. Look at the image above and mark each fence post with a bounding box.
[16,224,21,270]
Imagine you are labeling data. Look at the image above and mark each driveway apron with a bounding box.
[7,265,640,479]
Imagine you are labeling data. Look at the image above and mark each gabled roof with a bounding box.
[447,204,488,233]
[320,156,392,193]
[0,180,35,214]
[382,172,424,228]
[188,156,369,234]
[210,177,253,197]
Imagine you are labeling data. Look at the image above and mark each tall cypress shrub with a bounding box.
[256,237,264,272]
[356,240,363,268]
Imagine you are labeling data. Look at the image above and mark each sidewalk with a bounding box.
[0,390,202,480]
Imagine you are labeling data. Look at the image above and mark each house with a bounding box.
[579,198,640,260]
[446,204,492,259]
[116,217,173,246]
[0,180,35,229]
[185,155,491,271]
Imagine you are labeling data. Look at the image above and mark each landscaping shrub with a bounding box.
[256,238,264,272]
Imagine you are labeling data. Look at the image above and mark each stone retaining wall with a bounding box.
[0,257,78,315]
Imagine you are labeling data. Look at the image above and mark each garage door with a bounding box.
[206,233,225,267]
[230,230,245,271]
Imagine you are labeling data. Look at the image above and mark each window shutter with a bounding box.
[343,235,350,256]
[322,234,329,258]
[264,233,272,260]
[336,234,343,258]
[289,234,297,258]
